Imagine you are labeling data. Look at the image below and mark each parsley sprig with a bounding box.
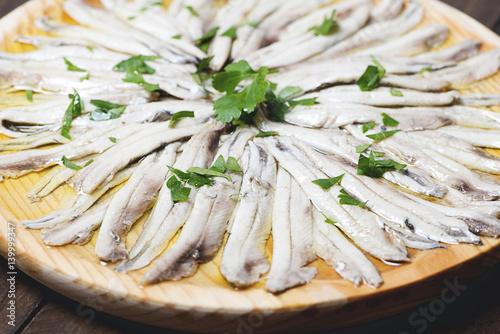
[310,10,338,36]
[356,56,386,91]
[61,90,84,140]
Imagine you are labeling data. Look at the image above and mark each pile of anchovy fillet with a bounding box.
[2,0,500,294]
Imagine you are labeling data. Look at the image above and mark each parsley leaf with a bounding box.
[109,137,117,143]
[90,100,126,121]
[122,69,159,92]
[210,155,226,173]
[61,156,93,170]
[226,156,242,172]
[26,90,33,103]
[61,90,84,140]
[166,176,191,202]
[64,57,86,72]
[310,10,338,36]
[366,129,401,140]
[362,121,376,133]
[390,88,403,97]
[168,166,214,188]
[288,97,318,107]
[356,144,371,153]
[245,20,259,27]
[113,55,161,74]
[195,27,219,53]
[221,27,237,39]
[255,131,279,138]
[325,218,338,225]
[278,86,302,100]
[187,167,232,181]
[357,151,406,178]
[186,6,199,16]
[356,56,386,91]
[420,66,432,74]
[169,111,195,127]
[381,113,399,127]
[338,189,367,207]
[212,60,257,94]
[312,174,344,190]
[172,35,182,40]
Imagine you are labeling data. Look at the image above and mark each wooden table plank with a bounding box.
[0,1,500,334]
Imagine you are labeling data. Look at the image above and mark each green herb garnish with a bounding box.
[61,156,93,170]
[122,69,160,92]
[310,10,338,36]
[420,66,432,74]
[221,27,237,39]
[169,111,195,127]
[195,27,219,53]
[64,57,86,72]
[362,121,376,133]
[113,55,161,74]
[172,35,182,40]
[26,90,33,103]
[356,144,371,153]
[109,137,117,143]
[366,129,401,141]
[255,131,279,138]
[90,100,126,121]
[186,6,199,16]
[390,88,403,97]
[61,90,84,140]
[356,56,386,91]
[357,151,406,178]
[325,218,338,225]
[166,175,192,202]
[338,189,367,207]
[312,174,344,190]
[381,113,399,127]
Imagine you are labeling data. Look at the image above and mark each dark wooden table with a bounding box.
[1,1,500,333]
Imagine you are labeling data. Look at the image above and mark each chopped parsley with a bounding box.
[245,20,259,27]
[113,55,161,75]
[357,150,406,178]
[89,100,126,121]
[338,189,367,207]
[186,5,199,16]
[64,57,86,72]
[356,144,371,153]
[195,27,219,53]
[166,175,191,202]
[381,113,399,127]
[255,131,279,138]
[420,66,432,74]
[192,56,214,86]
[356,56,386,91]
[86,46,94,52]
[278,86,302,100]
[172,35,182,40]
[310,10,338,36]
[366,129,401,141]
[325,218,338,225]
[109,137,117,143]
[362,121,376,133]
[26,90,33,103]
[61,156,93,170]
[169,110,195,127]
[61,90,84,140]
[221,27,237,39]
[390,88,403,97]
[312,174,344,190]
[187,167,232,181]
[122,69,160,92]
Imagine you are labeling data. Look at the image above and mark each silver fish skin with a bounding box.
[292,138,476,244]
[247,2,371,68]
[284,102,452,131]
[220,142,277,288]
[300,86,459,107]
[0,123,143,180]
[41,193,114,246]
[95,144,179,262]
[265,168,318,293]
[405,131,500,175]
[22,164,137,229]
[347,125,500,201]
[70,123,202,194]
[254,115,447,199]
[141,129,253,284]
[354,23,448,58]
[412,38,481,63]
[312,208,383,288]
[260,136,414,259]
[115,125,224,273]
[0,132,70,152]
[436,126,500,149]
[369,0,404,23]
[314,1,423,60]
[458,93,500,107]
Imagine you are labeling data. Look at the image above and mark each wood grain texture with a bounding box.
[1,1,500,333]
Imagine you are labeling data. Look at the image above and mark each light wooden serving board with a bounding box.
[1,1,500,333]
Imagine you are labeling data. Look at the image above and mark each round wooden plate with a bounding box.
[1,1,500,333]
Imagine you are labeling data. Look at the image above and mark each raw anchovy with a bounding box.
[265,168,317,293]
[412,38,481,63]
[369,0,404,23]
[437,126,500,149]
[141,128,252,284]
[312,208,383,287]
[220,141,277,288]
[116,125,224,272]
